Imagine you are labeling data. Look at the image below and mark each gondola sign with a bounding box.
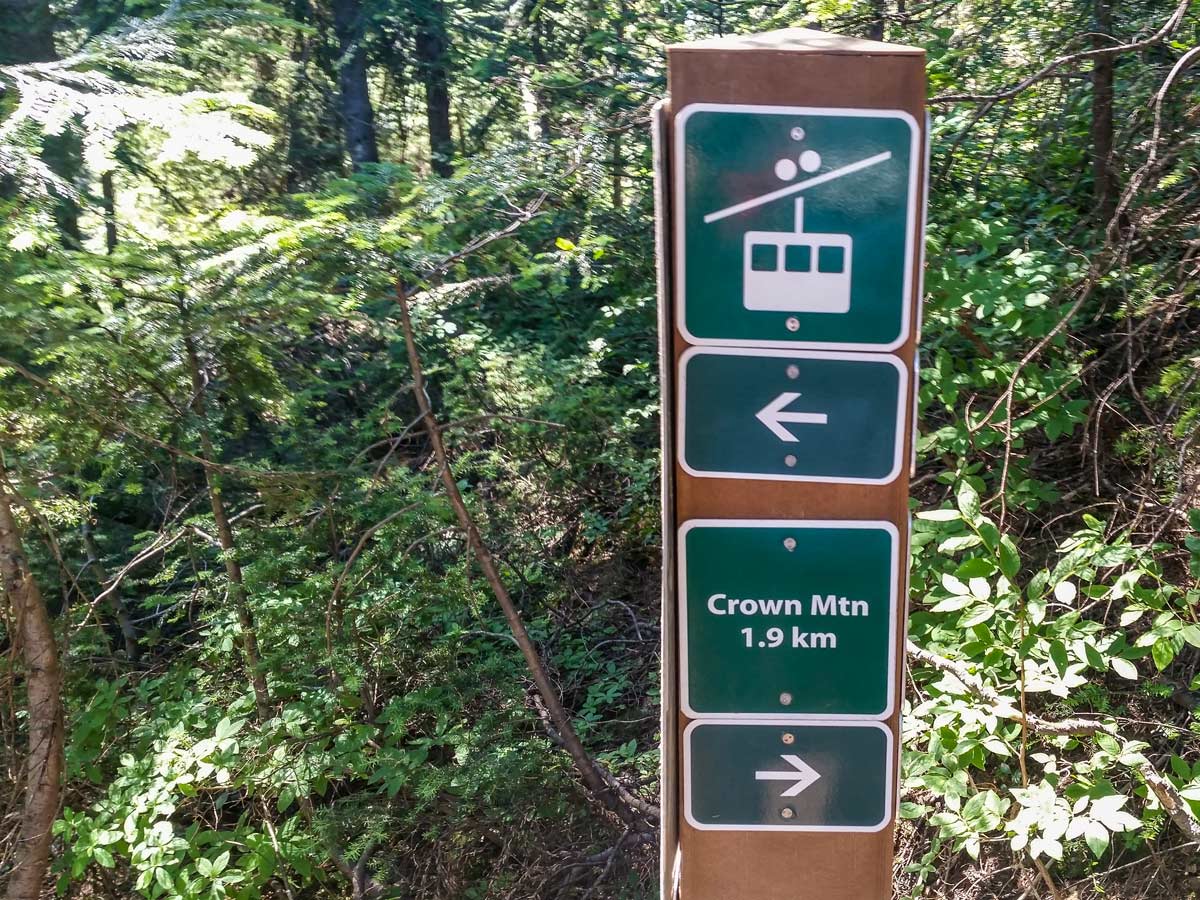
[678,347,907,483]
[684,720,894,832]
[679,520,898,718]
[674,103,919,350]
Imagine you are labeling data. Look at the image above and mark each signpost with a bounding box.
[655,27,926,900]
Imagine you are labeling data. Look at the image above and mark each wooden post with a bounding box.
[655,29,927,900]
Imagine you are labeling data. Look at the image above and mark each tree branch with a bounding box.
[930,0,1192,104]
[395,280,657,830]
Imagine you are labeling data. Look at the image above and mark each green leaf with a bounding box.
[1084,820,1110,858]
[1110,657,1138,680]
[214,717,244,741]
[956,557,995,578]
[1049,641,1069,677]
[154,867,172,892]
[942,573,970,596]
[998,536,1020,581]
[1182,624,1200,649]
[1151,637,1180,671]
[899,801,929,819]
[92,846,115,868]
[554,237,576,251]
[960,604,996,627]
[917,508,961,521]
[939,534,983,553]
[957,482,982,524]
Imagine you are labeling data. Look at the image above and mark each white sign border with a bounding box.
[674,102,920,352]
[678,519,899,721]
[678,346,908,484]
[683,718,895,833]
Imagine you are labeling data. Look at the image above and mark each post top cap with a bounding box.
[669,27,924,56]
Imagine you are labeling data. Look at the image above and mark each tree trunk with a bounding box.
[867,0,887,40]
[526,0,553,139]
[330,0,380,168]
[413,0,454,176]
[81,521,139,661]
[1091,0,1116,221]
[0,469,64,900]
[610,1,624,210]
[100,172,118,254]
[0,0,56,64]
[180,314,272,722]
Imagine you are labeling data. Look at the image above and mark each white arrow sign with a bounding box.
[755,754,822,797]
[755,392,829,442]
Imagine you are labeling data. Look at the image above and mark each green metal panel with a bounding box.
[680,521,897,718]
[678,348,906,483]
[685,720,893,831]
[675,104,918,350]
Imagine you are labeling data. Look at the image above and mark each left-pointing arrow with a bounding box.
[755,754,822,797]
[755,391,829,442]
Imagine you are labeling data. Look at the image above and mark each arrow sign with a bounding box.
[755,754,821,796]
[755,391,828,441]
[685,720,893,831]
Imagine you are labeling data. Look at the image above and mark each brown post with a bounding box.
[655,29,926,900]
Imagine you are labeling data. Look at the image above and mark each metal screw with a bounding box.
[783,537,797,551]
[780,807,796,819]
[784,454,797,467]
[779,692,793,706]
[781,732,795,745]
[785,316,800,332]
[790,126,805,141]
[786,364,800,379]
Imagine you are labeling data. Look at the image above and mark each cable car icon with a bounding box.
[704,149,892,316]
[743,198,850,313]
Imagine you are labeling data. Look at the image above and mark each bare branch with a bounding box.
[396,280,658,829]
[931,1,1191,104]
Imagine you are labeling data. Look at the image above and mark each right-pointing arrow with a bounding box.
[755,392,829,442]
[755,754,822,797]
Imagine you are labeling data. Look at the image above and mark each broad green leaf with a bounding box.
[917,508,961,521]
[1084,820,1110,858]
[1109,657,1138,680]
[998,536,1020,581]
[957,482,982,524]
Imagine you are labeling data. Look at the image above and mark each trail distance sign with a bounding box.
[679,520,898,719]
[684,720,894,832]
[678,347,907,484]
[674,103,919,351]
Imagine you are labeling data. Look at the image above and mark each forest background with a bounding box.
[1,1,1199,898]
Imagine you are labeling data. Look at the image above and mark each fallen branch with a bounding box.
[1143,767,1200,843]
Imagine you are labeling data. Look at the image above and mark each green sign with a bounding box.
[685,720,893,832]
[680,520,897,719]
[674,103,918,350]
[678,348,906,483]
